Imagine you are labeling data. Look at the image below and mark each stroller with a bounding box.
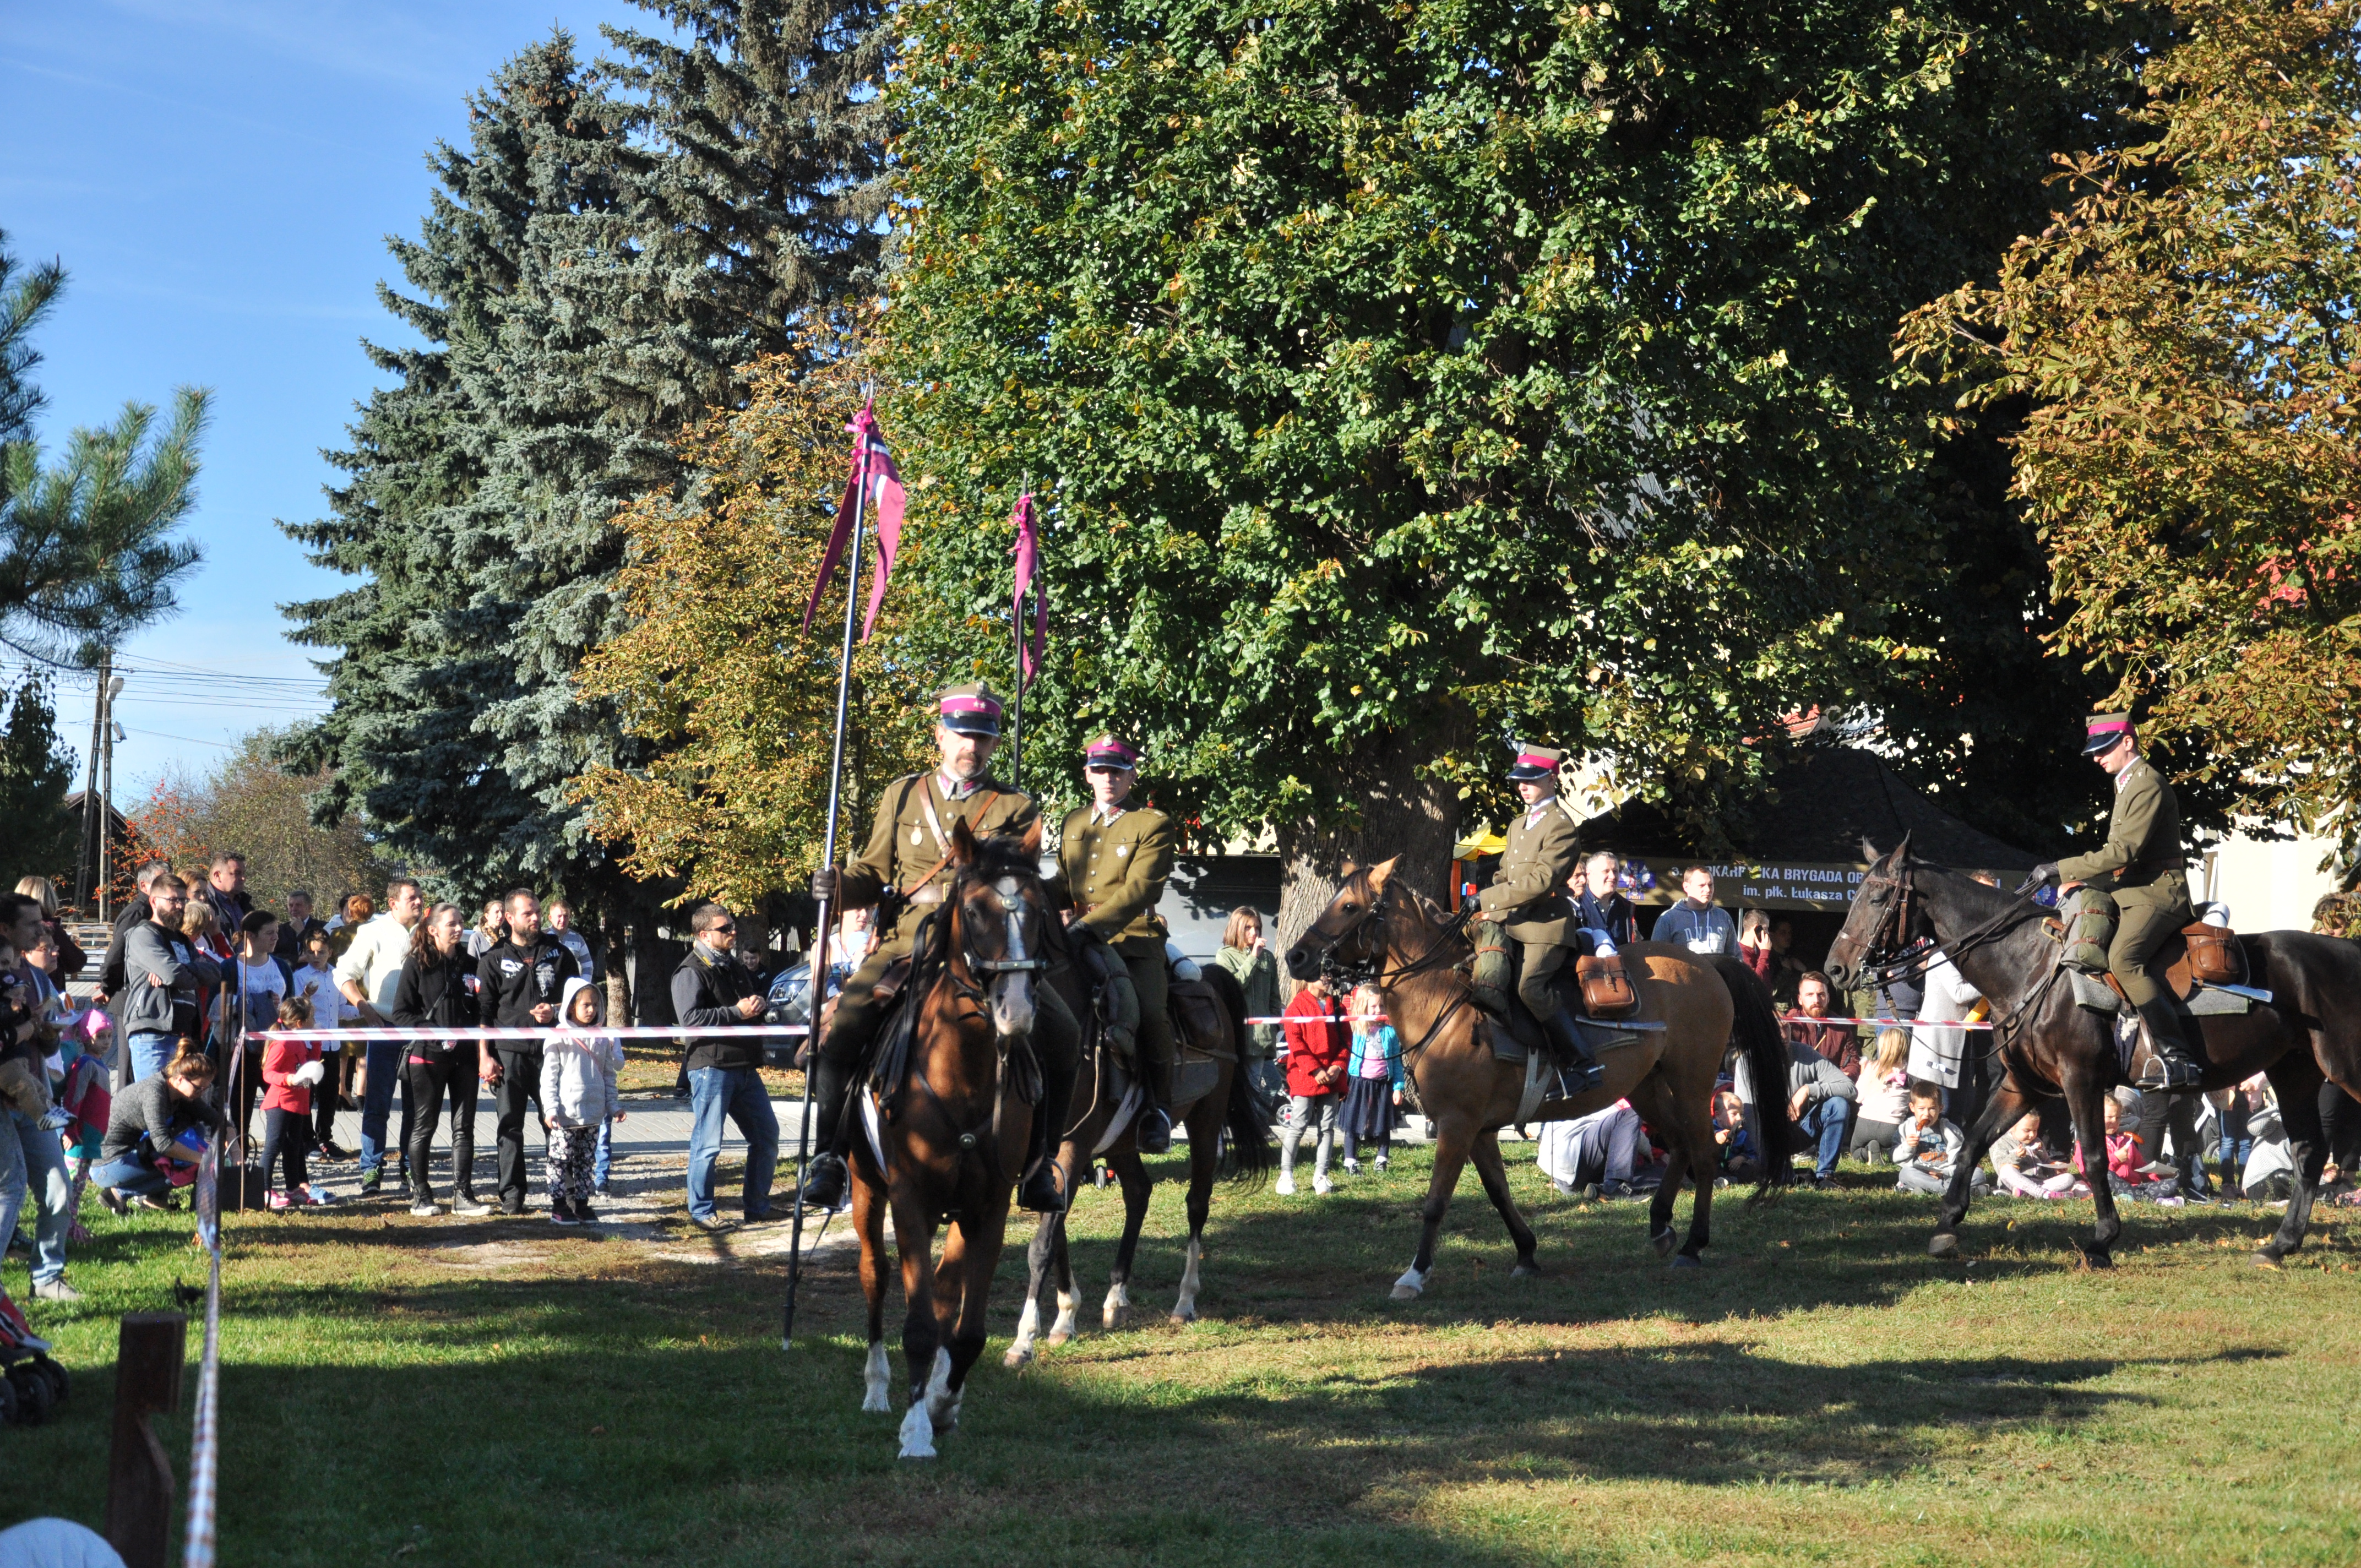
[0,1284,69,1425]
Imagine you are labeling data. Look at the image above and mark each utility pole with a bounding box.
[95,667,124,920]
[78,652,110,915]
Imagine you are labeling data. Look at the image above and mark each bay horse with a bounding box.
[1004,962,1271,1367]
[1286,858,1791,1294]
[847,815,1054,1458]
[1823,833,2361,1267]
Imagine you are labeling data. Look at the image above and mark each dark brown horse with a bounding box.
[1823,834,2361,1266]
[847,816,1054,1457]
[1003,963,1271,1366]
[1287,858,1791,1293]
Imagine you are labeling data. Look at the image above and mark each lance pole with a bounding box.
[784,426,871,1351]
[1011,478,1030,794]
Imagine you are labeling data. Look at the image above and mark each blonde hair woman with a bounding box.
[1848,1026,1913,1164]
[14,874,84,981]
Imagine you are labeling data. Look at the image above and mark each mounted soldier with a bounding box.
[1045,733,1179,1155]
[1473,744,1604,1093]
[2020,712,2201,1089]
[798,683,1081,1212]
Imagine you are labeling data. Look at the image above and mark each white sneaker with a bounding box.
[1275,1173,1297,1196]
[1341,1158,1361,1174]
[1313,1175,1335,1196]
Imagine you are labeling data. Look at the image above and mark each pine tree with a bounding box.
[0,673,80,889]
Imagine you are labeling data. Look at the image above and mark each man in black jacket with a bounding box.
[670,903,774,1231]
[476,889,576,1213]
[1570,851,1642,950]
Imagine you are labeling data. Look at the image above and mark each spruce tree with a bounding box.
[0,673,80,888]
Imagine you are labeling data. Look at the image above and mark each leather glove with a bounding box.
[290,1060,327,1087]
[810,865,840,903]
[2014,862,2060,897]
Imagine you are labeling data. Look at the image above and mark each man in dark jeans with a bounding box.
[670,904,774,1231]
[476,889,576,1214]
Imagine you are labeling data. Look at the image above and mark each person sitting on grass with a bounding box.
[260,995,335,1211]
[1990,1109,2079,1199]
[1339,983,1404,1175]
[1849,1027,1912,1164]
[1711,1088,1760,1183]
[93,1039,221,1212]
[2072,1094,2183,1204]
[1894,1079,1987,1196]
[540,979,622,1227]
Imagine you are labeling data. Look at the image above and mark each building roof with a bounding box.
[1576,744,2039,871]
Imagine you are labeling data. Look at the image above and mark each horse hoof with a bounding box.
[1669,1254,1703,1270]
[1169,1308,1198,1325]
[1390,1282,1422,1301]
[1042,1330,1073,1349]
[1002,1346,1033,1369]
[2251,1250,2284,1270]
[1928,1233,1959,1259]
[2077,1250,2114,1271]
[1390,1266,1428,1301]
[1510,1261,1541,1280]
[1650,1229,1677,1259]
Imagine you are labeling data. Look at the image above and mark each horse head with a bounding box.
[1823,831,1920,992]
[1285,856,1400,983]
[945,814,1052,1042]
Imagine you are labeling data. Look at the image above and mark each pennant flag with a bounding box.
[1010,492,1046,680]
[802,402,907,641]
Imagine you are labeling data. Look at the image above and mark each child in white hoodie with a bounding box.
[541,978,622,1226]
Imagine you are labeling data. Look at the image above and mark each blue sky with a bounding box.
[2,0,653,797]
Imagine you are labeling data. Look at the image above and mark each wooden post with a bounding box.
[105,1313,186,1568]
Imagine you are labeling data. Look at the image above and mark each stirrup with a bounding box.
[1555,1057,1606,1095]
[2135,1053,2203,1091]
[1018,1159,1069,1213]
[1135,1106,1173,1155]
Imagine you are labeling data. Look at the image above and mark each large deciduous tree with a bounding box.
[1899,0,2361,857]
[886,0,2152,925]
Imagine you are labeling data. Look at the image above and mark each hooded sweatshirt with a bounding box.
[540,977,622,1129]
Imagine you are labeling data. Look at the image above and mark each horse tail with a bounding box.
[1712,954,1792,1204]
[1200,963,1274,1183]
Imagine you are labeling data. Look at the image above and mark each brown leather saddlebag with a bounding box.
[1576,954,1638,1017]
[2182,923,2240,987]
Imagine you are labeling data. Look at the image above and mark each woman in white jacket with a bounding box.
[541,978,622,1226]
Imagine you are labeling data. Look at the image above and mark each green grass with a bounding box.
[3,1149,2358,1566]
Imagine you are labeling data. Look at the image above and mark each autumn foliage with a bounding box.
[573,332,943,908]
[1898,0,2361,847]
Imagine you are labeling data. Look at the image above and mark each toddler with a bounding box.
[260,996,336,1210]
[540,978,622,1226]
[1339,984,1404,1174]
[1894,1080,1984,1196]
[1991,1109,2079,1198]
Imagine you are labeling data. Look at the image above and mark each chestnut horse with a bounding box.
[1004,962,1271,1366]
[1287,858,1791,1294]
[848,816,1056,1458]
[1824,834,2361,1267]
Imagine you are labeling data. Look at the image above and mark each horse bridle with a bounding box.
[1297,880,1478,1062]
[1849,854,2063,1074]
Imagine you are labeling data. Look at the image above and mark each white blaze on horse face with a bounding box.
[989,875,1037,1037]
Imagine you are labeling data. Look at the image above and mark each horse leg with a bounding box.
[1663,1087,1718,1266]
[1624,1073,1691,1261]
[1930,1073,2036,1259]
[2257,1052,2330,1266]
[1003,1209,1058,1368]
[2061,1069,2123,1267]
[1103,1147,1151,1329]
[1172,1099,1218,1324]
[1047,1191,1081,1346]
[855,1171,893,1413]
[1396,1118,1477,1299]
[1468,1129,1541,1276]
[893,1196,943,1459]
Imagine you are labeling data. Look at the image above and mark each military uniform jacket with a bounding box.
[1051,805,1174,957]
[841,772,1040,945]
[1478,797,1582,944]
[2058,757,2190,913]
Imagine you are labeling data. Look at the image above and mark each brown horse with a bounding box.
[1287,858,1790,1294]
[848,816,1054,1458]
[1824,834,2361,1267]
[1004,962,1271,1366]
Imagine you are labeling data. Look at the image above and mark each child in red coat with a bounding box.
[1278,978,1351,1195]
[261,996,337,1210]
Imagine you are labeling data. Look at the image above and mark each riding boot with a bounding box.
[1539,1008,1606,1094]
[1018,1049,1076,1213]
[797,1053,853,1210]
[2132,998,2204,1090]
[1134,1047,1173,1156]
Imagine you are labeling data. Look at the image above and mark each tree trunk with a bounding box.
[1274,717,1471,974]
[601,907,632,1030]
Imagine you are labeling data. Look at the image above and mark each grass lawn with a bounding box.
[3,1146,2357,1567]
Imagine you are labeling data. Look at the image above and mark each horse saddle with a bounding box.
[2105,923,2245,1005]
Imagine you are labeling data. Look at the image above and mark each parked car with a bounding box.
[763,961,815,1067]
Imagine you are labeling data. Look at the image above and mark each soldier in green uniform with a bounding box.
[1475,744,1604,1092]
[1047,734,1178,1153]
[2023,713,2202,1089]
[798,683,1081,1212]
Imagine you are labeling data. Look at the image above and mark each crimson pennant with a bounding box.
[801,402,907,640]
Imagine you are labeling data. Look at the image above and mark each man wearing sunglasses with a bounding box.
[672,902,774,1231]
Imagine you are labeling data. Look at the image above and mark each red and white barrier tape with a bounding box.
[1785,1015,1995,1031]
[254,1024,812,1042]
